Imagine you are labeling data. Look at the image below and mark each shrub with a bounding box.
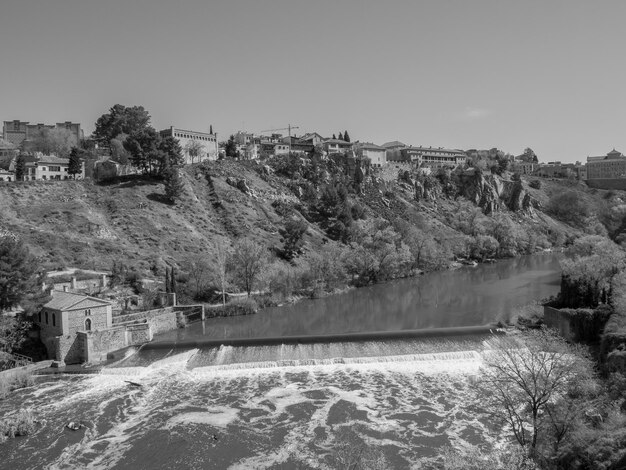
[0,410,36,441]
[529,179,541,189]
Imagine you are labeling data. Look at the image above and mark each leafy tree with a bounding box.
[478,329,595,458]
[343,130,350,142]
[15,155,25,181]
[68,147,83,179]
[0,238,45,314]
[93,104,151,146]
[278,218,307,261]
[547,191,591,227]
[124,129,182,176]
[23,128,75,158]
[0,316,32,354]
[163,160,184,203]
[110,135,130,164]
[184,139,205,164]
[225,135,237,158]
[230,238,267,296]
[123,127,160,175]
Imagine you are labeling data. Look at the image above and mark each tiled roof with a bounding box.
[358,142,386,150]
[324,139,352,145]
[44,291,111,311]
[38,155,70,165]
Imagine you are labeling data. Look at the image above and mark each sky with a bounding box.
[1,0,625,163]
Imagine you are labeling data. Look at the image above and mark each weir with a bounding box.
[141,324,503,350]
[108,326,504,372]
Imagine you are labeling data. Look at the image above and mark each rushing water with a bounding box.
[0,255,561,469]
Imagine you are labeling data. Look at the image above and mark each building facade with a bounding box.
[36,290,113,364]
[160,126,218,164]
[2,120,82,147]
[0,169,14,181]
[586,149,626,179]
[354,142,387,167]
[323,138,353,155]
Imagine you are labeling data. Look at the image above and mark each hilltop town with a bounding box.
[2,114,626,187]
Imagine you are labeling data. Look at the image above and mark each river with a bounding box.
[0,254,561,469]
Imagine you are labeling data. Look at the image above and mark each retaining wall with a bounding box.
[0,360,53,383]
[544,306,573,340]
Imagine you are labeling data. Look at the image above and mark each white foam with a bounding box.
[166,405,240,429]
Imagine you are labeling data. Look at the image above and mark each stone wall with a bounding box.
[148,309,177,336]
[0,360,53,382]
[127,324,152,344]
[66,304,110,335]
[544,306,573,340]
[82,327,128,364]
[586,178,626,190]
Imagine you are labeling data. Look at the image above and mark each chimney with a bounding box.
[71,277,77,289]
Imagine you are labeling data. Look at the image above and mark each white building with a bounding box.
[354,142,386,167]
[160,126,218,164]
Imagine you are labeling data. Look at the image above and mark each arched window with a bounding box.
[38,312,41,323]
[52,313,56,327]
[85,318,92,331]
[45,312,49,324]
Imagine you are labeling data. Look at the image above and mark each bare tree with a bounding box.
[214,240,229,305]
[230,238,267,297]
[188,259,210,298]
[185,139,205,164]
[478,329,595,458]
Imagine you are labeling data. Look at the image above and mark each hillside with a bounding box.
[0,158,623,281]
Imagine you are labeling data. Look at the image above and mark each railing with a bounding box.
[0,352,33,371]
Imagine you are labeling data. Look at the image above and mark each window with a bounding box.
[45,312,49,324]
[52,313,56,327]
[85,318,92,331]
[38,312,41,323]
[85,309,91,316]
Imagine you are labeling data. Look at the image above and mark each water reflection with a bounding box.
[158,254,561,342]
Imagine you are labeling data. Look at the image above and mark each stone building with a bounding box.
[354,142,387,167]
[586,149,626,179]
[35,290,113,364]
[159,126,218,164]
[2,120,82,147]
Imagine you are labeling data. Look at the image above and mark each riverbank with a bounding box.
[152,253,562,343]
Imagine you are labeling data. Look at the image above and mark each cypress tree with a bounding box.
[68,147,83,179]
[343,130,350,142]
[15,155,25,181]
[210,125,213,135]
[338,132,344,141]
[165,267,170,293]
[332,134,336,140]
[170,266,177,294]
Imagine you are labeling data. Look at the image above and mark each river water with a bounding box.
[0,254,561,470]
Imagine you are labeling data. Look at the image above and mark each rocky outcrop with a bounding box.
[226,177,254,196]
[456,170,538,214]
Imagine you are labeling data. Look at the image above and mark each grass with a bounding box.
[0,369,34,399]
[0,409,37,442]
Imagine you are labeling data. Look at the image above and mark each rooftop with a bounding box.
[324,139,352,145]
[44,291,111,311]
[38,155,70,165]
